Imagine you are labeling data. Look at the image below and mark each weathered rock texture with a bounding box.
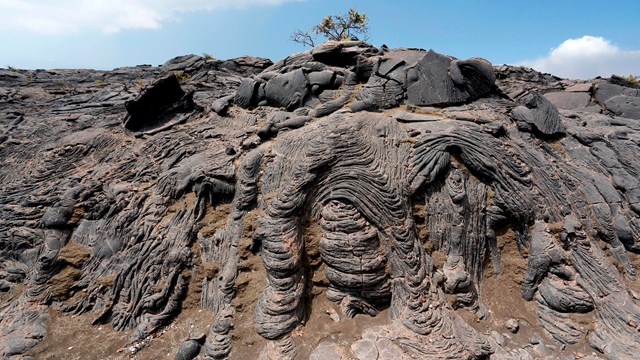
[1,41,640,359]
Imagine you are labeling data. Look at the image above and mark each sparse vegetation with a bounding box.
[202,53,214,60]
[6,65,17,71]
[135,79,144,88]
[291,8,369,48]
[627,74,638,84]
[94,79,105,86]
[174,71,190,82]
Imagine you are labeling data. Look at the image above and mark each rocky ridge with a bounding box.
[1,41,640,359]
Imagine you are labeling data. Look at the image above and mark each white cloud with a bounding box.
[0,0,298,34]
[518,36,640,80]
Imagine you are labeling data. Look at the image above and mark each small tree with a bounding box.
[291,8,369,48]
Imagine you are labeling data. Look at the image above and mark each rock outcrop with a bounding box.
[1,41,640,359]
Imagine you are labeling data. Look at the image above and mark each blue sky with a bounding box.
[1,0,639,79]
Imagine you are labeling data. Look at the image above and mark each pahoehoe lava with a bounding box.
[2,41,640,359]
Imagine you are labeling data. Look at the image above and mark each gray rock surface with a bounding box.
[604,95,640,119]
[407,50,495,106]
[544,91,591,110]
[264,69,309,110]
[123,73,200,135]
[511,90,565,135]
